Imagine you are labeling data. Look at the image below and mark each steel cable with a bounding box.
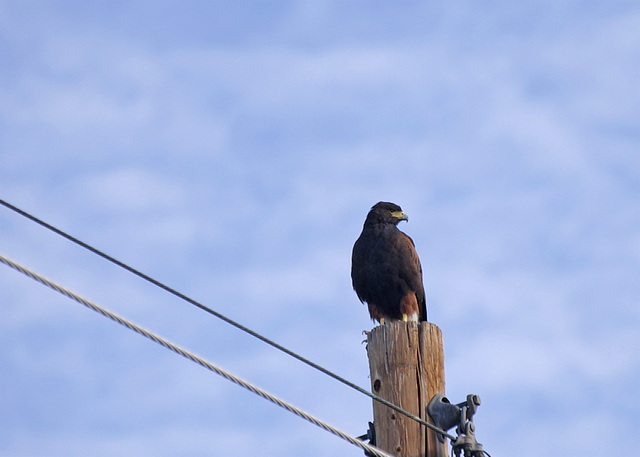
[0,252,393,457]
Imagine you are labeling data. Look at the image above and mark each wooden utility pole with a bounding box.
[367,321,447,457]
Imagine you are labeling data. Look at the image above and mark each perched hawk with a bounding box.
[351,202,427,324]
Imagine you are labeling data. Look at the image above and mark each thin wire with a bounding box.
[0,198,455,439]
[0,253,394,457]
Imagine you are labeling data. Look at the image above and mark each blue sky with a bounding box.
[1,1,639,456]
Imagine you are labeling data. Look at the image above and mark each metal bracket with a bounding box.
[427,394,460,442]
[427,394,485,457]
[357,421,376,457]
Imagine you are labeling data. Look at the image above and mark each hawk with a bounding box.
[351,202,427,324]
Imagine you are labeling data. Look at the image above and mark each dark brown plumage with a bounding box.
[351,202,427,324]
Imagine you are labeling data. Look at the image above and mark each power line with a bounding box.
[0,198,454,439]
[0,252,394,457]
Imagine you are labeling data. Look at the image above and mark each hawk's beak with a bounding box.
[391,211,409,222]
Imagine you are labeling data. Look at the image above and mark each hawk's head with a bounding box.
[364,201,409,227]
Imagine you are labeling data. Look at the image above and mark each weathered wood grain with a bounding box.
[367,321,447,457]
